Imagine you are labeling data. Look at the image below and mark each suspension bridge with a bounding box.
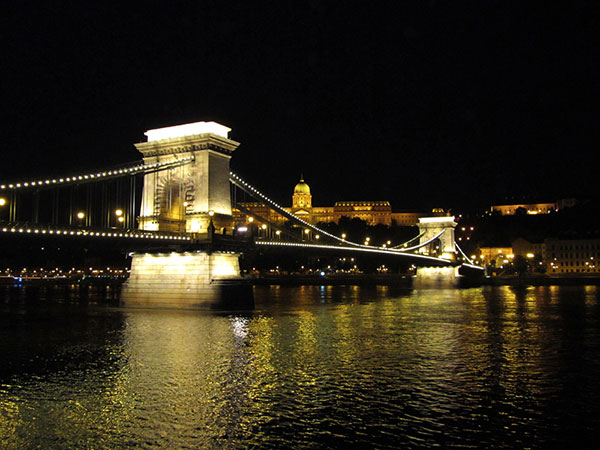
[0,121,482,308]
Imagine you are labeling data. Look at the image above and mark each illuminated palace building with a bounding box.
[234,177,424,227]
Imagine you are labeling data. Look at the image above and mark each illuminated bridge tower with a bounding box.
[414,216,459,287]
[122,122,252,310]
[417,216,458,260]
[136,121,240,234]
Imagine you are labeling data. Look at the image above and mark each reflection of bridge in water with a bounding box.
[0,121,482,308]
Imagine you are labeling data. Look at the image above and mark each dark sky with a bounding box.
[1,1,597,210]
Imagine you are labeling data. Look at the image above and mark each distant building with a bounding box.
[234,177,426,227]
[391,212,426,226]
[473,237,600,274]
[544,238,600,274]
[477,246,514,268]
[512,238,544,259]
[490,199,577,215]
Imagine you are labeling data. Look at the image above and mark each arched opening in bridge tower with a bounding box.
[158,181,186,232]
[429,238,442,257]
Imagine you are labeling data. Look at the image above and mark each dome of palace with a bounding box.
[294,178,311,195]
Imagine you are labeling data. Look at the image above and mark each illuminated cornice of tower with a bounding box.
[145,121,231,140]
[135,133,240,157]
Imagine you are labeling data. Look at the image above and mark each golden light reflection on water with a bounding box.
[1,285,600,448]
[0,397,24,449]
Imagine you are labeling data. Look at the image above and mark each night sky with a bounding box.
[1,1,597,211]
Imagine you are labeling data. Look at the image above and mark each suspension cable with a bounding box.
[230,171,447,255]
[0,156,195,191]
[391,231,425,248]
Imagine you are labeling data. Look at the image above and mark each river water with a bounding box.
[1,284,599,449]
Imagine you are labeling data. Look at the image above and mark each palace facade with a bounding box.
[233,177,425,227]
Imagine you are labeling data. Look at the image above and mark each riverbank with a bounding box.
[3,273,600,289]
[483,274,600,286]
[251,273,600,287]
[249,273,414,286]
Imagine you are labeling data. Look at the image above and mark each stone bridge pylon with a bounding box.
[136,121,240,234]
[122,121,252,310]
[417,215,457,261]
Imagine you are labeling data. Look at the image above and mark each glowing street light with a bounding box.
[0,198,6,207]
[76,211,86,226]
[114,209,125,226]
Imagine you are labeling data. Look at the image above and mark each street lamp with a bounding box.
[115,209,124,226]
[0,197,6,222]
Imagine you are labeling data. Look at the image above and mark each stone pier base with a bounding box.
[414,266,460,288]
[121,251,254,310]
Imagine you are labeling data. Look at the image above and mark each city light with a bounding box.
[0,226,191,241]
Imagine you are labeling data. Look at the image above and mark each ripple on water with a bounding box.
[1,285,600,448]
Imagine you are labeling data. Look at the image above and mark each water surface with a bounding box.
[1,284,599,448]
